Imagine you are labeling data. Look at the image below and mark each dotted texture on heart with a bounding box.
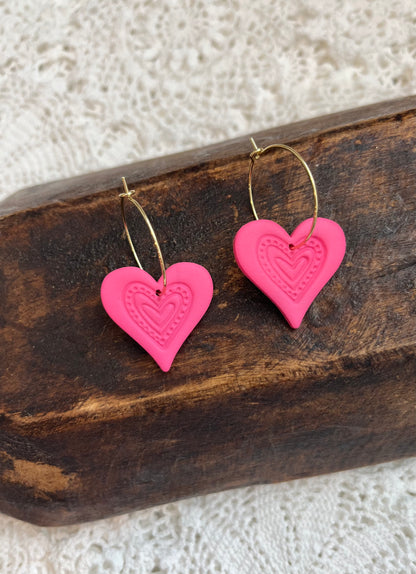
[124,282,192,347]
[258,234,325,302]
[101,263,213,371]
[233,217,346,328]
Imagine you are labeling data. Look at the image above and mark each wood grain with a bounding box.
[0,97,416,526]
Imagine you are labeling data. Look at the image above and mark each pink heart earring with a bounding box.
[233,139,346,328]
[101,178,213,371]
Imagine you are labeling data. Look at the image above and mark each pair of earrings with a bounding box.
[101,140,346,371]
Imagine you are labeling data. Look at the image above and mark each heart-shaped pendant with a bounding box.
[101,262,213,371]
[233,217,346,328]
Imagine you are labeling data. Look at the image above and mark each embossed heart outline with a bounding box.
[233,217,346,328]
[101,263,213,371]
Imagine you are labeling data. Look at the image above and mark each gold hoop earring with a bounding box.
[101,179,213,372]
[119,177,167,295]
[248,138,318,250]
[233,139,346,328]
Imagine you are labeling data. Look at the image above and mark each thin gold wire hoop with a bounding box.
[248,138,319,250]
[119,177,167,292]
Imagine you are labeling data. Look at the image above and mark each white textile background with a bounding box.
[1,1,416,573]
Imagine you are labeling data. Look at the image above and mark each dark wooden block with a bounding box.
[1,97,416,526]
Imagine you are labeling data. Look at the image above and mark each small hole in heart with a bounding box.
[155,289,162,297]
[289,243,295,250]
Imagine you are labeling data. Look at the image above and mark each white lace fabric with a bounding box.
[1,1,416,572]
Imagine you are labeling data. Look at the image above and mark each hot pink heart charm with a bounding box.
[101,262,213,371]
[233,217,346,328]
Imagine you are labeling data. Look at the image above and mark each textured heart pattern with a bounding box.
[258,234,324,302]
[101,263,213,371]
[234,218,346,328]
[124,282,192,347]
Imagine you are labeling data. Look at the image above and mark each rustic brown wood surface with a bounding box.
[0,97,416,526]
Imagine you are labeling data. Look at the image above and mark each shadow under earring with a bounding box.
[101,178,213,371]
[233,139,346,328]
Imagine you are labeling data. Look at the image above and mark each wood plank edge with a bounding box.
[1,95,416,217]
